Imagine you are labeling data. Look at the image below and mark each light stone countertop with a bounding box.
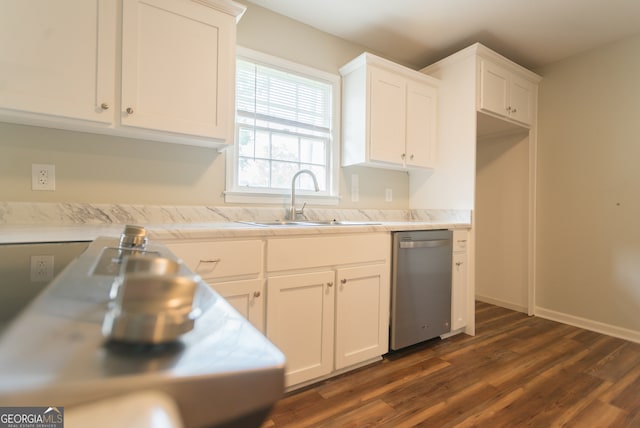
[0,202,471,244]
[0,220,470,244]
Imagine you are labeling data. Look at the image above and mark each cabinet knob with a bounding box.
[126,107,134,114]
[100,102,109,110]
[506,106,512,112]
[511,107,517,113]
[401,153,406,160]
[253,291,261,298]
[341,279,347,284]
[327,282,333,287]
[410,154,414,160]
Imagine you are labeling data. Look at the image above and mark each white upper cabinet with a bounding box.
[406,80,438,167]
[369,67,406,165]
[341,53,439,170]
[121,0,235,141]
[0,0,245,148]
[479,57,536,126]
[0,0,116,124]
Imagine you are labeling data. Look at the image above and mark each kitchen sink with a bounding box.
[240,220,381,227]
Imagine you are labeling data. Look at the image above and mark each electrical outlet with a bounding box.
[30,255,55,282]
[385,188,393,202]
[32,163,56,191]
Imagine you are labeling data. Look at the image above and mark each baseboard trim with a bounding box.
[476,294,528,314]
[535,306,640,344]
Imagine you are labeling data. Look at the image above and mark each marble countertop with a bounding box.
[0,202,472,244]
[0,220,470,244]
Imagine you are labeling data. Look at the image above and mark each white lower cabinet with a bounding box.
[265,233,390,388]
[165,232,391,389]
[214,279,264,332]
[164,239,265,332]
[266,271,335,387]
[451,230,469,331]
[335,265,389,370]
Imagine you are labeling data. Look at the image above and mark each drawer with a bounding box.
[267,233,389,272]
[166,240,263,280]
[452,230,469,252]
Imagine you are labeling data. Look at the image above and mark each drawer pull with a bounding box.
[341,279,347,285]
[253,291,261,298]
[198,258,221,269]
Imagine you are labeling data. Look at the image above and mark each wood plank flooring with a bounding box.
[261,301,640,427]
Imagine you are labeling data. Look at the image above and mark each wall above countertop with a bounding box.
[0,2,411,210]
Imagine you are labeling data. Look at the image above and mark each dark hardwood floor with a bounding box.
[261,301,640,427]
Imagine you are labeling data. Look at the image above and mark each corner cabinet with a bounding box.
[0,0,245,149]
[341,53,439,170]
[265,233,390,389]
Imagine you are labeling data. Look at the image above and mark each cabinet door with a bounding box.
[509,75,534,125]
[0,0,115,123]
[451,252,468,331]
[121,0,234,139]
[266,271,335,387]
[369,67,406,165]
[212,279,264,333]
[405,80,437,168]
[479,60,510,118]
[335,265,389,370]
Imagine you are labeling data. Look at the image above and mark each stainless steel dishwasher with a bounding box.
[390,230,453,350]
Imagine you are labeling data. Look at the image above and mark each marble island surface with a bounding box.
[0,202,472,244]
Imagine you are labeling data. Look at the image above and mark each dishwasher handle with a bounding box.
[399,239,450,249]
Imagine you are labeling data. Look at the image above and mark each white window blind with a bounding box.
[235,58,334,192]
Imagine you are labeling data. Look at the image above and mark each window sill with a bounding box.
[224,190,340,206]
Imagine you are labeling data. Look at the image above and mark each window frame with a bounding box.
[225,47,341,206]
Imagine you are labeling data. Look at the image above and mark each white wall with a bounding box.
[0,1,410,209]
[536,33,640,335]
[410,53,476,210]
[475,129,530,312]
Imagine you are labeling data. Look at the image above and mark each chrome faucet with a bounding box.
[289,169,320,220]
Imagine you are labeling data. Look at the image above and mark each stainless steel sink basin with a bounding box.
[307,220,381,226]
[239,220,312,226]
[240,220,380,227]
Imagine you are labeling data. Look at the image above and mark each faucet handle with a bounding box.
[295,202,307,216]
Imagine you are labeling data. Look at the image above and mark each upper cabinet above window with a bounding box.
[0,0,245,149]
[340,53,439,170]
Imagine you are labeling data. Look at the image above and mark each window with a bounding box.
[225,48,340,205]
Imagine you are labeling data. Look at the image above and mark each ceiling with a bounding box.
[246,0,640,71]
